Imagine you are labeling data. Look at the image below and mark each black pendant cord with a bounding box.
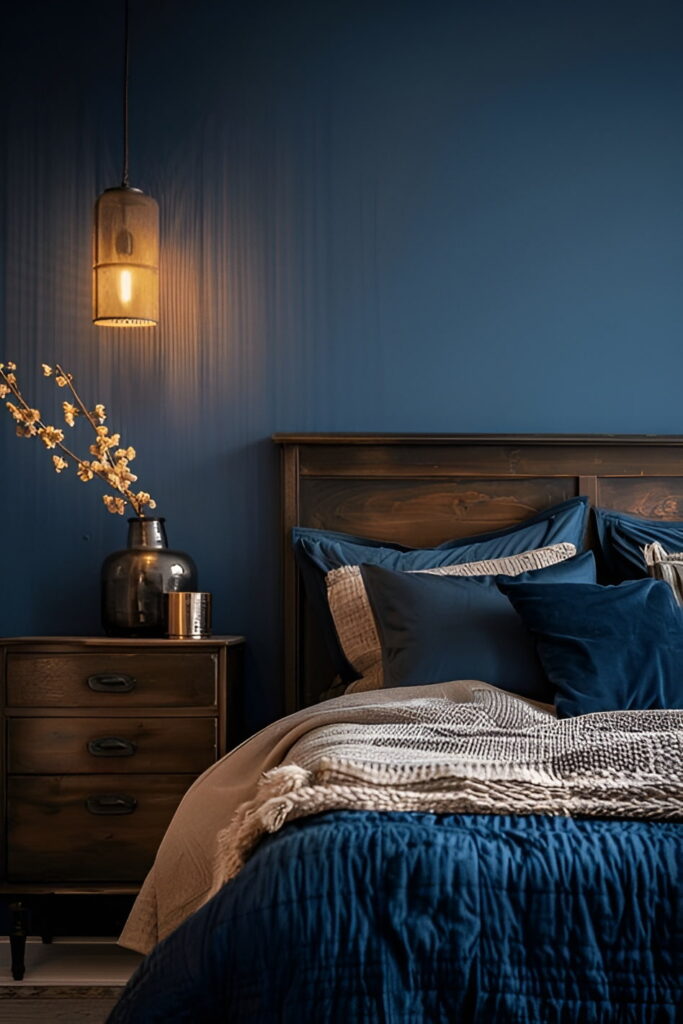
[121,0,130,188]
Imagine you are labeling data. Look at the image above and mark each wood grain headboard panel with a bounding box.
[273,433,683,712]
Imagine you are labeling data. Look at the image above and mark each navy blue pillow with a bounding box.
[501,577,683,717]
[359,551,596,702]
[293,497,589,682]
[594,507,683,582]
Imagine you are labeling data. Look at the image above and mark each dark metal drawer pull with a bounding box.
[87,737,137,758]
[85,794,137,815]
[87,673,136,693]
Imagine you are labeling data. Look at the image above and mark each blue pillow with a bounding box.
[594,507,683,582]
[359,551,596,702]
[500,577,683,717]
[293,497,589,682]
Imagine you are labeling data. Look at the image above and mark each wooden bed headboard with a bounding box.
[273,433,683,713]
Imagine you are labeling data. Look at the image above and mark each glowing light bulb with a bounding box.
[118,269,133,304]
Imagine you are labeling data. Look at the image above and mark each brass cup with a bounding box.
[166,592,212,639]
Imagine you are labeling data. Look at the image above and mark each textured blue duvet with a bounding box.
[109,811,680,1023]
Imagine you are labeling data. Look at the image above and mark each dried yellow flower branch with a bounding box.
[62,402,78,426]
[0,362,157,518]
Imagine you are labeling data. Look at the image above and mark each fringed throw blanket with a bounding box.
[113,684,682,1021]
[216,688,683,885]
[119,680,682,955]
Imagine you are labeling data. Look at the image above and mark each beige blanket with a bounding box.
[217,689,682,884]
[118,681,682,956]
[119,680,516,953]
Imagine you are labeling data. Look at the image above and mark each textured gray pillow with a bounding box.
[643,542,683,605]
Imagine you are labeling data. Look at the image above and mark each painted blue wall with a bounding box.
[2,0,683,732]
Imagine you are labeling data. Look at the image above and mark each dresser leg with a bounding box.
[9,902,30,981]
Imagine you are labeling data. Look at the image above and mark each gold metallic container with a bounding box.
[167,592,212,639]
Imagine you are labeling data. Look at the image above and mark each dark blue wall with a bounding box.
[2,1,683,732]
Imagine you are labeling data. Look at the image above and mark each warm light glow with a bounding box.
[119,269,133,304]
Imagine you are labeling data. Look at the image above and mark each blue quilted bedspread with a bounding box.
[109,811,681,1023]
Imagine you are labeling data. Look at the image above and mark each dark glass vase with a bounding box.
[101,517,198,638]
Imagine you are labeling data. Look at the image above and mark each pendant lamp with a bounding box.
[93,0,159,327]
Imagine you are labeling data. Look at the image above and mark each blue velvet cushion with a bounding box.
[594,506,683,581]
[358,551,596,702]
[293,497,589,682]
[500,577,683,717]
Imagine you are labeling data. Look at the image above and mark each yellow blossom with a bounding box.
[52,455,68,473]
[42,364,53,376]
[0,384,10,398]
[115,447,136,461]
[6,362,16,371]
[55,374,68,387]
[6,404,40,427]
[37,425,64,449]
[77,462,94,482]
[62,402,78,427]
[113,461,137,484]
[134,491,156,510]
[11,404,41,438]
[106,465,137,490]
[90,429,120,453]
[93,404,106,423]
[103,495,126,515]
[6,373,16,385]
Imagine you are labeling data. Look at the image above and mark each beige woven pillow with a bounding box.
[326,542,578,694]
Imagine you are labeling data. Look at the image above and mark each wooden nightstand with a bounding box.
[0,635,244,980]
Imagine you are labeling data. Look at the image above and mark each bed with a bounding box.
[108,433,682,1023]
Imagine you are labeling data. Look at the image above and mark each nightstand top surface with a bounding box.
[0,635,245,646]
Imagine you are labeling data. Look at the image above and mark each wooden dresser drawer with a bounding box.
[8,717,217,774]
[6,651,217,707]
[7,775,192,881]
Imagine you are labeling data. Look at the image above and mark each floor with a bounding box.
[0,938,143,1023]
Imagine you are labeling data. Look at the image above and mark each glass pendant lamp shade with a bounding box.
[93,186,159,327]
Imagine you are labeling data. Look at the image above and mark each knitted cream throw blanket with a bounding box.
[119,681,682,955]
[215,687,683,886]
